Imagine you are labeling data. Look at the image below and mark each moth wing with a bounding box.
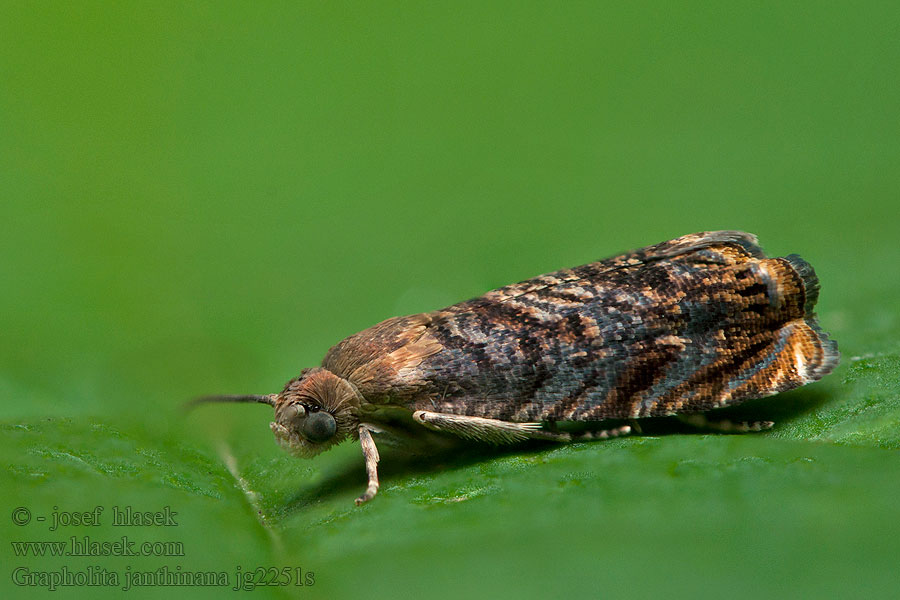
[407,231,837,422]
[322,231,837,424]
[592,230,766,268]
[472,230,764,306]
[612,253,839,419]
[317,232,760,402]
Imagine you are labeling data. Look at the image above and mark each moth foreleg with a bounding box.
[412,410,543,444]
[355,424,381,505]
[677,413,774,433]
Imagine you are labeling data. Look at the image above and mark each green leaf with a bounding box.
[3,2,900,599]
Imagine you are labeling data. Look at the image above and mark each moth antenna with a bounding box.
[183,394,277,414]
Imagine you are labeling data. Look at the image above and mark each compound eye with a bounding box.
[302,411,336,443]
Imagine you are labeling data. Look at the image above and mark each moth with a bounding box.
[192,231,838,504]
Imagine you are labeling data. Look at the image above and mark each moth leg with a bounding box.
[413,411,631,444]
[677,413,774,433]
[529,424,632,442]
[413,411,544,444]
[355,424,381,505]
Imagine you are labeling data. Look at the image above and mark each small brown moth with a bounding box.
[191,231,838,504]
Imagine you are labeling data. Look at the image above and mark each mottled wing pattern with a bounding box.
[394,231,837,421]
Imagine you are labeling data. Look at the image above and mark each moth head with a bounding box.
[270,368,358,458]
[187,367,359,459]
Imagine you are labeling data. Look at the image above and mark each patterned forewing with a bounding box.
[407,233,831,421]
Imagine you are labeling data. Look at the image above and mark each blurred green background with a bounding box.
[2,2,899,598]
